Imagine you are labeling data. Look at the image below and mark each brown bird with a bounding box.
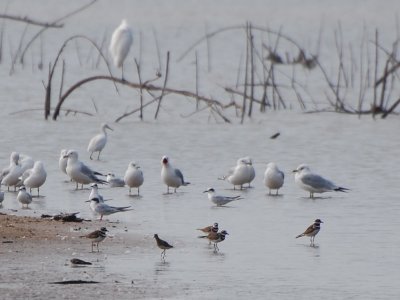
[80,227,108,252]
[296,219,323,246]
[199,230,229,252]
[197,222,218,245]
[154,234,173,260]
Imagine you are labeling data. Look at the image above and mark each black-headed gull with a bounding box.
[161,156,190,193]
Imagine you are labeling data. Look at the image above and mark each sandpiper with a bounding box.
[154,234,173,260]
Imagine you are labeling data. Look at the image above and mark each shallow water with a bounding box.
[1,1,400,299]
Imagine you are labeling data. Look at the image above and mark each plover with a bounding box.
[81,227,108,252]
[154,234,173,260]
[296,219,323,246]
[197,222,218,245]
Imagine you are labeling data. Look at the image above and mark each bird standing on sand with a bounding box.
[124,161,144,195]
[293,164,348,198]
[109,19,133,80]
[264,162,284,195]
[296,219,323,246]
[87,123,113,160]
[154,234,173,260]
[161,156,190,193]
[80,227,108,252]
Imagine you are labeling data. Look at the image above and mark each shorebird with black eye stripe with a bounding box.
[199,229,229,252]
[197,222,218,245]
[81,227,108,252]
[161,156,190,193]
[154,234,173,260]
[296,219,323,246]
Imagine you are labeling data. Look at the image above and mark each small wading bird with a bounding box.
[293,164,349,198]
[65,150,107,189]
[161,156,190,193]
[197,222,218,245]
[80,227,108,252]
[87,197,132,221]
[296,219,323,246]
[124,161,144,195]
[264,162,284,195]
[109,19,133,80]
[17,186,32,208]
[106,173,125,188]
[87,123,113,160]
[203,188,241,207]
[199,230,229,252]
[154,234,173,260]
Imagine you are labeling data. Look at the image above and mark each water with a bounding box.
[1,1,400,299]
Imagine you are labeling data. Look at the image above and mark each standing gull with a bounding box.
[59,149,69,176]
[87,123,113,160]
[293,164,348,198]
[242,156,255,187]
[264,162,284,195]
[88,198,132,221]
[1,155,23,191]
[203,188,241,207]
[21,161,47,196]
[161,156,190,193]
[124,161,144,195]
[109,19,133,80]
[0,152,19,182]
[220,158,249,190]
[65,150,107,189]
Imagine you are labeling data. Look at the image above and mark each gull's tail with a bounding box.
[334,187,349,192]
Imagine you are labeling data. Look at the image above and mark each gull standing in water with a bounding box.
[88,198,132,220]
[109,19,133,80]
[242,156,255,187]
[59,149,69,176]
[293,164,349,198]
[87,123,113,160]
[1,155,23,191]
[264,162,284,195]
[203,188,241,207]
[19,154,34,173]
[161,156,190,193]
[124,161,144,195]
[220,158,249,190]
[65,150,107,189]
[17,186,32,208]
[20,161,47,196]
[0,152,19,182]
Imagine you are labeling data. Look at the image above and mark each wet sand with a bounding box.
[0,213,176,299]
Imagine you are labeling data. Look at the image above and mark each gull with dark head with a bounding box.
[161,156,190,193]
[293,164,348,198]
